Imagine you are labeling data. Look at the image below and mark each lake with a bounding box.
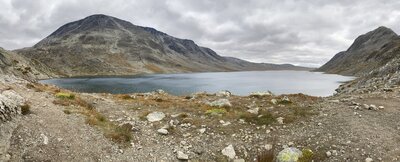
[40,71,354,97]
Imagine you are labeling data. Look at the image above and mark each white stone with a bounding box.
[326,151,332,157]
[216,90,232,97]
[146,112,166,122]
[250,91,272,97]
[198,128,206,134]
[177,151,189,160]
[247,107,259,114]
[40,133,49,145]
[221,144,236,159]
[264,144,273,151]
[365,157,373,162]
[233,159,245,162]
[271,99,278,104]
[157,128,168,135]
[277,117,284,124]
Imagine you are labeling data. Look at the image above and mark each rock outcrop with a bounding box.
[0,90,24,122]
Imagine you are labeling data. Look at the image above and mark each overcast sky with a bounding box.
[1,0,400,67]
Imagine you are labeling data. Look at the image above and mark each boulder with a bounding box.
[216,90,232,97]
[276,147,302,162]
[221,144,236,159]
[146,112,166,122]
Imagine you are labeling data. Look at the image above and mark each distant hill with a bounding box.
[317,26,400,76]
[15,14,310,77]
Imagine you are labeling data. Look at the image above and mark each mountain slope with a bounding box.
[317,26,400,76]
[0,47,54,80]
[16,14,309,77]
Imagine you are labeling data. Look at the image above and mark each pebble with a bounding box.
[198,128,206,134]
[326,151,332,157]
[365,157,373,162]
[276,117,284,124]
[157,128,168,135]
[177,151,189,160]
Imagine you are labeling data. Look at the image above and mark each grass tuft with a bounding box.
[20,103,31,115]
[55,92,75,99]
[298,149,314,162]
[240,111,275,125]
[205,108,227,115]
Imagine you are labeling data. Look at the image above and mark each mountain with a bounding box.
[317,26,400,76]
[16,14,309,77]
[317,26,400,93]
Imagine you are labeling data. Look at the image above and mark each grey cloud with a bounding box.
[1,0,400,67]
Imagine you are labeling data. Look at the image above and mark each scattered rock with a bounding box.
[264,144,273,151]
[198,128,206,134]
[250,91,272,97]
[276,147,302,162]
[221,144,236,159]
[216,90,232,97]
[247,107,259,114]
[177,151,189,160]
[146,112,166,122]
[369,104,378,110]
[281,96,291,103]
[378,106,384,109]
[365,157,373,162]
[40,133,49,145]
[277,117,284,124]
[271,99,278,104]
[326,151,332,157]
[208,99,232,107]
[157,128,168,135]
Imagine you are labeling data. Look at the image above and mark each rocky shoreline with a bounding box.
[0,73,399,162]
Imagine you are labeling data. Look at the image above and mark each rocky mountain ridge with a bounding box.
[317,26,400,76]
[16,14,310,78]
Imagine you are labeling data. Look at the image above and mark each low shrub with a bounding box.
[240,111,275,125]
[55,92,75,99]
[205,108,227,115]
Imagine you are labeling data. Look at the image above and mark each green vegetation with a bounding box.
[63,109,71,114]
[55,92,75,99]
[205,108,227,115]
[298,149,314,162]
[240,111,275,125]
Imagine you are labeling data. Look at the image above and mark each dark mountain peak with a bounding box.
[347,26,398,52]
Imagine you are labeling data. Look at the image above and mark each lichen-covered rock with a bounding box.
[276,147,302,162]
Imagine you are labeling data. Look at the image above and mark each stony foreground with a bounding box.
[0,75,400,162]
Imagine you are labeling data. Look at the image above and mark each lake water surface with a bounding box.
[40,71,354,97]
